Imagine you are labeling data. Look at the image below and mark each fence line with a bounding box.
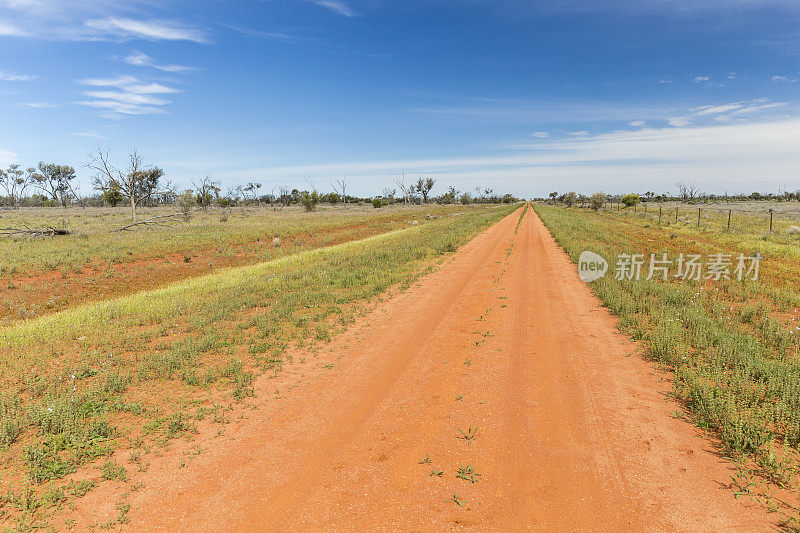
[590,201,800,235]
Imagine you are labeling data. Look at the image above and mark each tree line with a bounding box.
[0,149,519,220]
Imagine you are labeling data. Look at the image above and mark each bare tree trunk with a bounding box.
[130,196,137,221]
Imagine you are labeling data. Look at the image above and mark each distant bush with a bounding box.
[372,198,384,208]
[176,190,195,221]
[563,191,577,207]
[300,191,321,212]
[589,192,606,211]
[621,193,640,207]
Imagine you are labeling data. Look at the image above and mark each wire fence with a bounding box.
[600,201,800,235]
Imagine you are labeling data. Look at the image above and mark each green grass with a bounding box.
[0,203,516,529]
[0,204,479,277]
[534,203,800,521]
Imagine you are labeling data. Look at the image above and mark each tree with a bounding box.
[676,180,700,203]
[415,177,436,204]
[548,191,558,204]
[0,164,32,208]
[563,191,577,207]
[590,192,606,211]
[101,184,124,207]
[393,173,414,204]
[242,182,261,202]
[89,148,164,221]
[621,193,640,207]
[438,186,457,204]
[331,177,348,207]
[30,162,76,207]
[192,177,220,211]
[300,190,320,211]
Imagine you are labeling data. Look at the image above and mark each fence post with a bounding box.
[697,207,701,227]
[658,206,662,225]
[675,206,678,223]
[769,209,774,233]
[727,209,731,232]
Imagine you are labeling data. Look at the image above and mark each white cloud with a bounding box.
[772,75,797,82]
[0,21,28,36]
[0,148,17,168]
[693,103,743,115]
[731,102,786,114]
[531,131,548,138]
[82,91,170,106]
[693,75,709,83]
[668,116,691,127]
[124,51,196,73]
[84,18,209,43]
[72,131,106,139]
[628,121,645,127]
[570,130,589,136]
[0,71,38,81]
[690,98,787,119]
[22,102,57,108]
[312,0,356,17]
[77,75,181,117]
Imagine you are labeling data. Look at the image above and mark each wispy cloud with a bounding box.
[667,116,691,127]
[628,120,646,127]
[72,131,106,139]
[693,75,709,82]
[689,98,788,120]
[531,131,548,138]
[22,102,57,108]
[84,18,209,43]
[220,23,297,41]
[312,0,356,17]
[693,103,744,115]
[124,51,196,73]
[77,75,181,117]
[0,71,38,81]
[771,74,797,82]
[0,21,28,36]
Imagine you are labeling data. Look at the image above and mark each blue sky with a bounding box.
[1,0,799,198]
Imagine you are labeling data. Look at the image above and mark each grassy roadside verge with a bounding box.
[534,204,800,528]
[1,205,477,323]
[0,204,517,530]
[0,205,471,277]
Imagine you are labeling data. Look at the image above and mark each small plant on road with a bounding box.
[458,426,478,442]
[456,463,481,483]
[447,493,466,507]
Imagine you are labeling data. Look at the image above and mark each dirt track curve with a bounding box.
[78,206,776,531]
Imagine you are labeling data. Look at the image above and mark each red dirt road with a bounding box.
[96,206,775,531]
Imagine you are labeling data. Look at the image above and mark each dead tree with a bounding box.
[112,213,184,232]
[89,148,164,221]
[0,226,70,238]
[393,172,413,204]
[331,177,348,207]
[676,180,701,203]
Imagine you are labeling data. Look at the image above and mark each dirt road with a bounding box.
[88,206,774,531]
